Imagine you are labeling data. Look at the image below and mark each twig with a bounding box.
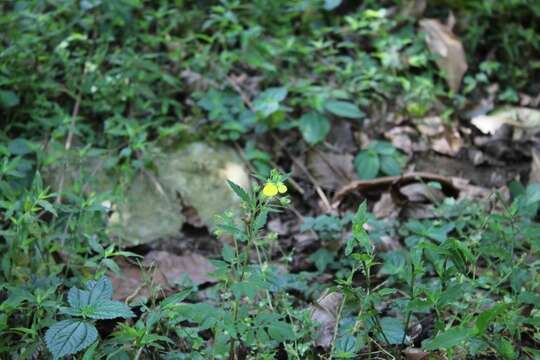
[55,95,81,204]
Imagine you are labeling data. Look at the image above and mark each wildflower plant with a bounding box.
[167,169,298,358]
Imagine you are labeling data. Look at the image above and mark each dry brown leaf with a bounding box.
[310,292,344,349]
[332,172,458,206]
[373,193,398,219]
[431,129,463,156]
[306,151,356,191]
[385,126,428,155]
[109,258,171,302]
[143,251,216,286]
[419,19,467,92]
[402,347,430,360]
[399,183,445,203]
[529,148,540,184]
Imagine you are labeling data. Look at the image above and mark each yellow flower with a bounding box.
[262,182,278,197]
[277,182,287,194]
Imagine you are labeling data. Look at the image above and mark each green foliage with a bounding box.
[44,277,133,359]
[354,141,405,179]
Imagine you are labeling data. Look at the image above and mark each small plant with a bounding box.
[354,141,405,180]
[45,276,134,359]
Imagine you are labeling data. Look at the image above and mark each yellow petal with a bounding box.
[262,183,278,197]
[277,182,287,194]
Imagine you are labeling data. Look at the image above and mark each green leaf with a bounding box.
[86,276,113,304]
[0,90,20,108]
[354,150,379,179]
[253,87,287,118]
[475,303,507,335]
[422,327,474,350]
[378,317,405,345]
[45,320,98,360]
[253,208,268,231]
[380,155,402,176]
[369,141,396,155]
[88,300,135,319]
[324,0,342,10]
[8,138,31,155]
[227,180,250,203]
[324,100,365,119]
[267,320,295,342]
[67,288,91,309]
[298,112,330,145]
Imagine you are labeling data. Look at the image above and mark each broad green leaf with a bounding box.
[45,320,98,360]
[67,288,91,309]
[475,303,507,335]
[227,180,250,203]
[334,335,357,355]
[324,100,365,119]
[324,0,342,10]
[86,276,113,304]
[267,320,295,342]
[380,155,402,176]
[253,87,287,118]
[0,90,20,108]
[378,317,405,345]
[422,327,474,350]
[369,141,396,155]
[298,112,330,144]
[88,300,135,319]
[8,138,31,155]
[354,150,379,179]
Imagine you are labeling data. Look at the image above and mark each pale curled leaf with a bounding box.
[310,292,344,349]
[306,151,356,191]
[420,19,467,92]
[471,107,540,135]
[529,148,540,185]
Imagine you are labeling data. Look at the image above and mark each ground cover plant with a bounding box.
[1,0,540,359]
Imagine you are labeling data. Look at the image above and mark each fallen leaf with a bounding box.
[143,251,216,286]
[402,347,430,360]
[310,292,344,349]
[530,148,540,184]
[385,126,428,155]
[109,258,171,302]
[332,172,458,206]
[306,151,356,191]
[431,128,463,156]
[419,19,467,92]
[471,107,540,135]
[373,193,398,219]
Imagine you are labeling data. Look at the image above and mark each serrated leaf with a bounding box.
[378,317,405,345]
[267,320,295,342]
[422,327,474,350]
[45,320,98,360]
[88,300,135,319]
[68,288,91,309]
[354,150,379,180]
[253,87,287,118]
[86,276,113,304]
[298,112,330,145]
[227,180,250,203]
[325,100,365,119]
